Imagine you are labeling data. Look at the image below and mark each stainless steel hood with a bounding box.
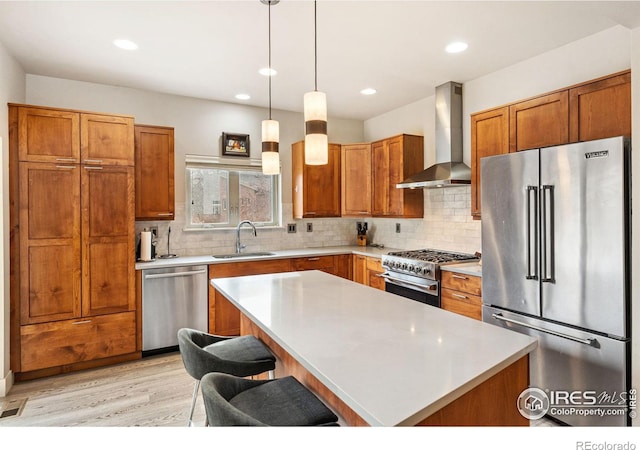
[397,81,470,189]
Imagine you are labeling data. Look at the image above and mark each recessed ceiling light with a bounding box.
[259,67,277,76]
[235,94,251,100]
[113,39,138,51]
[445,41,468,54]
[360,88,377,95]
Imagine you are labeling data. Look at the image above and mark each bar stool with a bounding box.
[200,372,340,426]
[177,328,276,426]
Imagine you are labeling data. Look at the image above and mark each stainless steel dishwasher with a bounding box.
[142,265,208,354]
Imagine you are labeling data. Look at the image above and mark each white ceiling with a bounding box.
[0,1,639,121]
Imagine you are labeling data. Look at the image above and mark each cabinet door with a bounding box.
[509,91,569,152]
[352,254,367,285]
[341,144,372,217]
[332,254,352,280]
[569,71,631,142]
[135,125,175,220]
[19,163,81,324]
[292,142,341,218]
[81,165,136,316]
[366,257,385,291]
[371,140,390,216]
[17,107,80,163]
[81,114,135,166]
[470,107,509,219]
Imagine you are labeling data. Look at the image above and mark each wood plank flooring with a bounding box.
[0,352,205,427]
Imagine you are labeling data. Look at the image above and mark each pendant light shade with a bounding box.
[304,0,328,166]
[261,0,280,175]
[261,119,280,175]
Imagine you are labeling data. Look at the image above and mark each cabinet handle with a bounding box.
[307,257,320,261]
[157,213,173,216]
[56,165,76,169]
[452,274,468,280]
[84,166,103,170]
[84,159,103,164]
[452,293,468,299]
[72,320,92,325]
[56,157,76,162]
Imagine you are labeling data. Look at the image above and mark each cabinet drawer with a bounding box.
[291,255,334,271]
[441,288,482,320]
[20,312,137,372]
[441,271,481,295]
[365,257,383,272]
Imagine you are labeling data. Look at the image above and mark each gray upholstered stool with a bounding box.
[201,372,340,426]
[177,328,276,426]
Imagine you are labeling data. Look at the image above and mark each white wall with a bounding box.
[0,40,26,396]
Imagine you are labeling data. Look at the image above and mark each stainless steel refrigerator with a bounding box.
[481,136,631,426]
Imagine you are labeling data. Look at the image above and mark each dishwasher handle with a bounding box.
[144,269,207,280]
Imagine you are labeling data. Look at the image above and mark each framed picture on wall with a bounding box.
[221,132,250,157]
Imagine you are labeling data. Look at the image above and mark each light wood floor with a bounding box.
[0,352,205,427]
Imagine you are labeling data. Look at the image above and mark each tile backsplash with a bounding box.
[136,186,481,258]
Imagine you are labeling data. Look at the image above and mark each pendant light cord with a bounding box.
[314,0,318,92]
[268,1,273,119]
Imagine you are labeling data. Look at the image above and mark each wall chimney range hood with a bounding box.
[397,81,470,189]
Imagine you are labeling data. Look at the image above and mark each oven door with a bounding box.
[380,272,440,307]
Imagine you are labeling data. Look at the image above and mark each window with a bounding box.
[186,156,280,229]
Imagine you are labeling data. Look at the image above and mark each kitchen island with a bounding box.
[211,270,537,426]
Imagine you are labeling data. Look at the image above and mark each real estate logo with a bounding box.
[517,387,550,420]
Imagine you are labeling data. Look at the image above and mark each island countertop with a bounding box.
[211,270,537,426]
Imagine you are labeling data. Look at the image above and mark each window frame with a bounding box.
[184,155,281,231]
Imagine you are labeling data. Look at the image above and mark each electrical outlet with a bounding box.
[287,223,297,233]
[149,226,158,238]
[395,223,401,233]
[306,223,313,232]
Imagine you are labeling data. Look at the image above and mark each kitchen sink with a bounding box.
[212,252,275,259]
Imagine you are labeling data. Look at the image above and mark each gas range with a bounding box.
[382,249,479,281]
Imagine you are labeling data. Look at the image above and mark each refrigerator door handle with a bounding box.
[541,185,555,283]
[526,186,538,280]
[491,313,599,348]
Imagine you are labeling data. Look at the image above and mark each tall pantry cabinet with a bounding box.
[9,105,138,378]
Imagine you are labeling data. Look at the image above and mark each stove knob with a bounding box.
[414,266,422,274]
[407,265,414,273]
[401,263,407,270]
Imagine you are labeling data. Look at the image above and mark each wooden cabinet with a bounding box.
[371,134,424,218]
[292,141,341,218]
[135,125,175,220]
[509,91,569,153]
[441,271,482,320]
[470,70,631,219]
[569,70,631,142]
[352,255,385,291]
[341,143,372,217]
[470,106,509,219]
[9,104,137,377]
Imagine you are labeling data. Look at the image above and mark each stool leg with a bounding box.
[268,369,275,380]
[188,379,200,427]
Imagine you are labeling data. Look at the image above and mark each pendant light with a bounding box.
[261,0,280,175]
[304,0,328,165]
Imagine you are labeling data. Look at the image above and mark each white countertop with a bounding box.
[441,261,483,277]
[135,245,396,270]
[211,270,537,426]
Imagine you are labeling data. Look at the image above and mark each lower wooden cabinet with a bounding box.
[441,271,482,320]
[20,312,137,372]
[352,255,385,291]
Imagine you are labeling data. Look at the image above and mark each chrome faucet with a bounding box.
[235,220,257,254]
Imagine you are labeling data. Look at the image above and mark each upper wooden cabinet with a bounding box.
[470,107,509,219]
[81,114,135,165]
[16,107,80,163]
[509,91,569,153]
[341,143,372,217]
[470,70,631,219]
[292,141,341,218]
[135,125,175,220]
[569,70,631,142]
[371,134,424,218]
